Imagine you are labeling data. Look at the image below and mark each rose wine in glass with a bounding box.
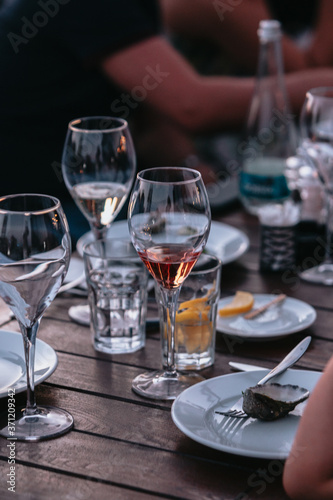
[0,194,73,441]
[128,167,211,399]
[299,87,333,285]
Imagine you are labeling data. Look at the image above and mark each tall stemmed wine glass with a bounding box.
[128,167,211,399]
[299,87,333,285]
[62,116,136,319]
[62,116,136,241]
[0,194,73,441]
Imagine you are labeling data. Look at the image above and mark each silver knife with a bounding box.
[229,336,312,374]
[229,361,267,372]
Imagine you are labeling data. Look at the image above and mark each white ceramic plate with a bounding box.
[172,369,321,459]
[76,220,249,265]
[64,256,85,284]
[216,294,317,340]
[206,221,249,264]
[0,330,58,398]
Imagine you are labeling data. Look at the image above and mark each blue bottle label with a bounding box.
[240,172,290,200]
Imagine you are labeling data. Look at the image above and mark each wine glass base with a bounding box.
[299,263,333,285]
[0,405,74,442]
[132,370,205,400]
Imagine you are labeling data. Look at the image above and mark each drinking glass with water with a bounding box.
[83,238,148,354]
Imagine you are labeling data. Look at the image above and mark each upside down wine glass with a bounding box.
[0,194,73,441]
[128,167,211,399]
[299,87,333,285]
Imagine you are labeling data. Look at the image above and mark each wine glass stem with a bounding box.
[91,225,108,242]
[20,320,40,415]
[160,286,181,376]
[324,193,333,264]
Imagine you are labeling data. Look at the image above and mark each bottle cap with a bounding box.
[258,20,282,41]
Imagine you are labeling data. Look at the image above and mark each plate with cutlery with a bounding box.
[216,294,317,340]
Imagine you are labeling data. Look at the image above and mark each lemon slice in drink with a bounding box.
[180,321,213,354]
[178,296,209,311]
[175,295,212,353]
[162,289,215,352]
[218,291,254,317]
[176,308,212,354]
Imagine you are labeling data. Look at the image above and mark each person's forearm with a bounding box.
[185,69,333,133]
[102,36,253,133]
[183,75,253,133]
[283,355,333,499]
[284,68,333,112]
[102,36,333,135]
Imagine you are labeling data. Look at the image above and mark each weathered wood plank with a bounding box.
[0,430,288,500]
[0,385,275,471]
[0,461,169,500]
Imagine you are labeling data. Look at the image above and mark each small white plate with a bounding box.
[216,294,317,340]
[0,330,58,398]
[76,220,249,265]
[64,256,84,283]
[172,369,321,459]
[64,256,86,286]
[206,221,249,264]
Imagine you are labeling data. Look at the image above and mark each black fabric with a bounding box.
[266,0,319,36]
[0,0,161,199]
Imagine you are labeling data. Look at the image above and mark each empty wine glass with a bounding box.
[62,116,136,320]
[0,194,73,441]
[299,87,333,285]
[128,167,211,400]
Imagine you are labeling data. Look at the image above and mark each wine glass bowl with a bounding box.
[62,116,136,240]
[0,194,73,441]
[128,167,211,400]
[299,87,333,285]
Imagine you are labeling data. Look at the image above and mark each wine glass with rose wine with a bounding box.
[128,167,211,399]
[299,87,333,285]
[61,117,136,319]
[0,194,73,441]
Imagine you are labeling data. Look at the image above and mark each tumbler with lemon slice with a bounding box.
[156,254,222,370]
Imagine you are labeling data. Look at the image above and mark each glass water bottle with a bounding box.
[239,20,298,215]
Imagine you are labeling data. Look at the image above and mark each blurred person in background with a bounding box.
[160,0,333,76]
[1,0,333,241]
[160,0,333,207]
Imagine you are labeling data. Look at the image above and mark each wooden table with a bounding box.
[1,205,332,500]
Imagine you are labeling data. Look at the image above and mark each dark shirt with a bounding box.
[0,0,161,199]
[266,0,319,36]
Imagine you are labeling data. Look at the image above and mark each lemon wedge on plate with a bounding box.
[218,291,254,317]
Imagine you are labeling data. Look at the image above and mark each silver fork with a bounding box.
[215,336,312,418]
